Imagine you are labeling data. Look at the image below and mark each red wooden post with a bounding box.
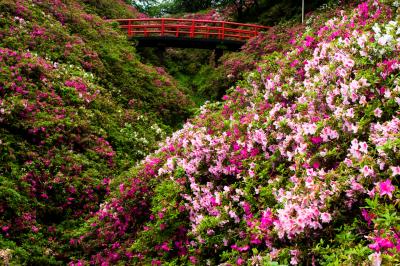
[221,22,225,40]
[190,20,195,38]
[161,18,165,36]
[128,20,132,36]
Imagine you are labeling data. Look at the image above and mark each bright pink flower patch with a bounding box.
[378,179,395,199]
[369,237,395,251]
[310,136,323,144]
[361,209,375,226]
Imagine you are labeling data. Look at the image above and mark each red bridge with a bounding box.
[109,18,270,50]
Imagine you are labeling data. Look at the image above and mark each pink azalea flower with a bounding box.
[378,179,395,199]
[40,193,48,199]
[359,141,368,153]
[344,158,353,167]
[159,223,166,230]
[151,260,162,266]
[369,252,382,266]
[361,209,375,226]
[373,108,383,118]
[189,256,197,264]
[360,165,374,177]
[119,183,124,194]
[290,249,300,265]
[1,225,10,232]
[237,258,244,265]
[304,36,315,47]
[260,209,274,229]
[320,212,332,223]
[160,242,170,251]
[368,188,376,198]
[390,166,400,176]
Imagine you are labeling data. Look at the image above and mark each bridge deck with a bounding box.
[132,36,245,50]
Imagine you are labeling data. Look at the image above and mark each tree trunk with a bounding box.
[253,0,259,9]
[236,0,244,19]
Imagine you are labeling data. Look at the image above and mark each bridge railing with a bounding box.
[108,18,270,41]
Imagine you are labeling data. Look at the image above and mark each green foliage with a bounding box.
[83,0,140,19]
[312,223,372,265]
[130,179,188,264]
[132,0,332,24]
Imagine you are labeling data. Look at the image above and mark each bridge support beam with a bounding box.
[214,48,223,67]
[155,46,166,65]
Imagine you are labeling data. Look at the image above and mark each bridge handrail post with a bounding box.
[161,18,165,36]
[222,22,225,40]
[190,20,195,38]
[128,20,132,37]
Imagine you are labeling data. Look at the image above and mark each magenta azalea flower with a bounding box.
[378,179,395,199]
[310,136,323,144]
[369,237,395,251]
[237,258,245,265]
[361,209,375,226]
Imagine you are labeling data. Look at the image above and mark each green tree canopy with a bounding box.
[128,0,333,24]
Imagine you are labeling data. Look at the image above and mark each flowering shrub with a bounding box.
[182,9,228,21]
[82,0,142,19]
[70,0,400,265]
[0,0,193,126]
[0,0,192,264]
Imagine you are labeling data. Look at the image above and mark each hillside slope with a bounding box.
[0,0,193,264]
[69,0,400,265]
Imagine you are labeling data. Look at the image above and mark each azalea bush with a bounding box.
[0,0,193,126]
[0,0,192,264]
[71,0,400,265]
